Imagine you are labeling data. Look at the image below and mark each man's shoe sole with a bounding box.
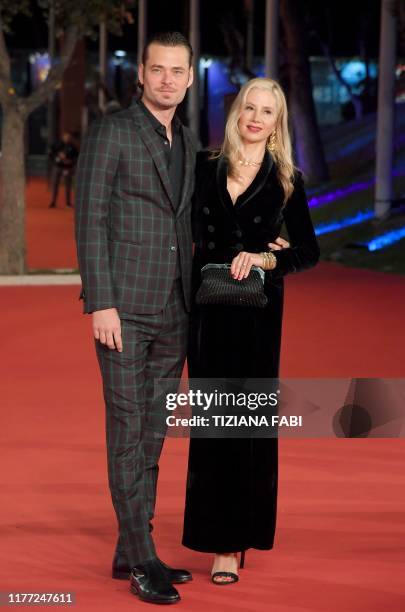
[114,569,192,584]
[130,583,180,604]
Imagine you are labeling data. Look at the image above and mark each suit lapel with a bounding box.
[132,106,175,211]
[176,126,195,217]
[235,151,273,209]
[216,155,234,216]
[216,151,274,212]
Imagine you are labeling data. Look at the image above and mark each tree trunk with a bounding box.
[280,0,329,183]
[60,39,86,134]
[0,105,26,274]
[0,23,79,275]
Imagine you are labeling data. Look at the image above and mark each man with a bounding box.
[75,32,196,605]
[49,131,79,208]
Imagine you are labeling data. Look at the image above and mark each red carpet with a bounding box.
[2,180,404,609]
[2,265,405,611]
[26,177,77,270]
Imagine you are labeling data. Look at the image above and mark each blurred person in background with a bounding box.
[48,131,79,208]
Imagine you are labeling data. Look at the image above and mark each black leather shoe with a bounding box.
[130,560,180,604]
[157,559,192,584]
[113,551,192,584]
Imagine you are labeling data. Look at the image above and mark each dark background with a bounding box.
[6,0,381,58]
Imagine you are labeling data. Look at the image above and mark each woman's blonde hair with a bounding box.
[219,77,295,203]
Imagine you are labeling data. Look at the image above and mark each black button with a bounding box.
[207,242,215,250]
[235,243,244,251]
[203,206,210,215]
[234,230,242,238]
[207,225,215,233]
[253,216,262,224]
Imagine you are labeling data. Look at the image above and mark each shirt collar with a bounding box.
[138,99,181,135]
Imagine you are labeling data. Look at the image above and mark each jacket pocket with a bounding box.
[108,240,143,261]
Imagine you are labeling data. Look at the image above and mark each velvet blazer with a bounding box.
[191,150,320,299]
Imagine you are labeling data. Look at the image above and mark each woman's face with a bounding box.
[237,87,278,146]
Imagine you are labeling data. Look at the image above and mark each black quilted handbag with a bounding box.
[195,263,268,308]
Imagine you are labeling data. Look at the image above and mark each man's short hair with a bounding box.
[142,31,193,67]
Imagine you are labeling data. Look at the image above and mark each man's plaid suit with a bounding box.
[75,101,197,567]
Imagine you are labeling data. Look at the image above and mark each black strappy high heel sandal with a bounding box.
[211,551,246,585]
[240,550,245,569]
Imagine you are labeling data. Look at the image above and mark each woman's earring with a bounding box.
[267,130,277,153]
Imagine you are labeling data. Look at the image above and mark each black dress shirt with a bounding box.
[138,100,184,210]
[138,100,183,280]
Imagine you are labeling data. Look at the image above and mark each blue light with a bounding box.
[364,227,405,251]
[340,60,377,85]
[200,58,212,69]
[309,180,373,208]
[308,168,405,209]
[315,210,374,236]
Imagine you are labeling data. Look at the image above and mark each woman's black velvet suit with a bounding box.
[182,151,319,553]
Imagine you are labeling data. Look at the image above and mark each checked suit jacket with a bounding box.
[74,101,197,315]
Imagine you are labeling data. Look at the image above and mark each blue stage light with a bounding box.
[315,210,374,236]
[364,227,405,251]
[309,180,373,208]
[308,168,405,209]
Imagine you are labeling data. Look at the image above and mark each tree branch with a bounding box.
[311,29,362,119]
[19,23,79,118]
[0,16,10,76]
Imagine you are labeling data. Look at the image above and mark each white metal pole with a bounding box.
[375,0,397,219]
[265,0,279,79]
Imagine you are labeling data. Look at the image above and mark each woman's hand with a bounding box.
[230,252,264,280]
[230,236,290,280]
[268,237,290,250]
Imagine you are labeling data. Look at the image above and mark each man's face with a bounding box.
[138,43,193,111]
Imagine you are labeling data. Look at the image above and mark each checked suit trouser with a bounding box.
[95,279,188,568]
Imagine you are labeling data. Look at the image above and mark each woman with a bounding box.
[181,77,320,584]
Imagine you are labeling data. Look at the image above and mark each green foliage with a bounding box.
[0,0,135,36]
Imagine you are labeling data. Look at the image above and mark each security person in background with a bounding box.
[48,131,79,208]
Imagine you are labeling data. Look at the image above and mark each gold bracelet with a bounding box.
[261,251,277,271]
[266,252,277,270]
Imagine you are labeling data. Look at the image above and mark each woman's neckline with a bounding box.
[215,151,273,211]
[226,166,261,205]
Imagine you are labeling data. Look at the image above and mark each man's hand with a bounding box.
[268,236,290,250]
[92,308,123,352]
